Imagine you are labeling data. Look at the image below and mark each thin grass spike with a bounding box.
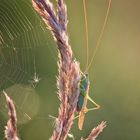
[85,121,106,140]
[32,0,81,139]
[3,91,19,140]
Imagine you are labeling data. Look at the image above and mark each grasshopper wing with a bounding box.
[78,111,86,130]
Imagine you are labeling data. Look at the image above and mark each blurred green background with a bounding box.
[0,0,140,139]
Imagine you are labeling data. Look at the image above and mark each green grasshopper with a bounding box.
[76,73,100,130]
[75,0,112,130]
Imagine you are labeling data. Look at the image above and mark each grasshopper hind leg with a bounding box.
[86,95,101,112]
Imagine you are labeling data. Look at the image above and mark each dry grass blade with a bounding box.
[3,91,19,140]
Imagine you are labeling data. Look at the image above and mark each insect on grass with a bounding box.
[76,0,112,130]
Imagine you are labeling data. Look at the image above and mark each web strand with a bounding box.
[0,0,54,124]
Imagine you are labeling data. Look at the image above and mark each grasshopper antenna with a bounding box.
[85,0,112,72]
[83,0,89,72]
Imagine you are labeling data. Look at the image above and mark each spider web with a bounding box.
[0,0,56,124]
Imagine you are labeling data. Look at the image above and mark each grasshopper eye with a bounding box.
[85,73,88,78]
